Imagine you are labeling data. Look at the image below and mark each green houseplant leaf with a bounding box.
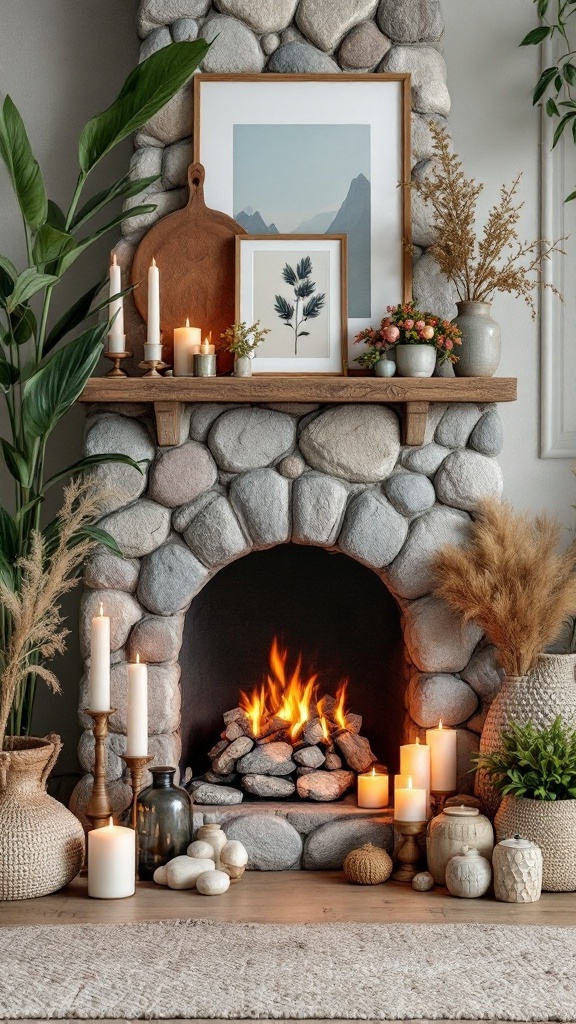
[22,321,108,440]
[70,173,160,231]
[43,453,144,491]
[43,278,106,353]
[0,96,47,229]
[32,224,77,266]
[78,40,210,174]
[5,268,59,312]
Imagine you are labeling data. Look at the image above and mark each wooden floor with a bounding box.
[1,868,575,926]
[1,872,573,1023]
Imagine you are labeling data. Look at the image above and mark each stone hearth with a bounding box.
[72,399,505,847]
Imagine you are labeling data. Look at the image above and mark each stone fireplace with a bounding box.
[72,398,506,865]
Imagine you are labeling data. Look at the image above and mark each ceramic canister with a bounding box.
[426,805,494,885]
[445,846,492,898]
[492,834,543,903]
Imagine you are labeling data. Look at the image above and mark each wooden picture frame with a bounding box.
[193,73,412,368]
[236,234,347,375]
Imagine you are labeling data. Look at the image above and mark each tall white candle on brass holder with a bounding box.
[394,776,427,822]
[173,318,202,376]
[400,737,430,804]
[104,254,131,376]
[145,257,162,358]
[392,776,427,883]
[426,720,457,812]
[126,654,148,757]
[89,602,110,712]
[88,819,136,898]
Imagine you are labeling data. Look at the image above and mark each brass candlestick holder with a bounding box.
[104,349,132,377]
[139,358,167,378]
[121,753,154,830]
[391,819,427,882]
[431,789,457,816]
[85,709,116,830]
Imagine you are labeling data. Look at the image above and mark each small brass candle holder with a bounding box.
[138,358,167,378]
[104,348,132,377]
[391,819,427,883]
[85,709,116,830]
[121,753,154,830]
[431,789,457,816]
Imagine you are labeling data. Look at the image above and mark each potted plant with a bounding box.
[222,320,270,377]
[411,122,564,377]
[0,39,209,899]
[354,301,462,378]
[476,717,576,891]
[432,498,576,816]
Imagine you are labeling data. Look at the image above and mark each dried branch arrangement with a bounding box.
[432,498,576,677]
[411,122,565,316]
[0,478,106,749]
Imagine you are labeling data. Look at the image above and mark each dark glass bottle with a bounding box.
[135,766,192,880]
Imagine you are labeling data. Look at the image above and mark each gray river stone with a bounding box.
[292,472,348,546]
[435,450,504,512]
[126,614,184,664]
[294,746,325,769]
[208,408,296,472]
[384,470,436,517]
[223,814,302,869]
[138,538,208,614]
[241,775,296,798]
[435,404,483,448]
[387,504,471,600]
[149,441,218,508]
[296,0,378,52]
[140,83,192,146]
[237,742,296,777]
[99,500,171,558]
[296,770,355,802]
[212,736,254,775]
[84,549,140,594]
[162,138,193,189]
[460,645,504,701]
[139,25,171,60]
[303,817,394,869]
[267,41,339,73]
[469,409,504,456]
[380,45,450,117]
[400,441,451,476]
[202,16,264,73]
[170,18,198,41]
[229,469,290,546]
[214,0,298,33]
[403,594,483,673]
[377,0,444,43]
[138,0,210,36]
[407,672,478,728]
[193,784,244,806]
[339,490,407,568]
[184,494,250,567]
[413,251,457,324]
[299,405,400,483]
[339,21,391,69]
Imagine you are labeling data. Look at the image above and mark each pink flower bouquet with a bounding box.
[354,301,462,369]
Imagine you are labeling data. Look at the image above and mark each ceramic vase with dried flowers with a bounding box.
[222,320,271,377]
[432,499,576,817]
[411,122,565,376]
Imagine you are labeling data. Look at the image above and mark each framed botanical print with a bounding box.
[236,234,347,375]
[193,73,412,368]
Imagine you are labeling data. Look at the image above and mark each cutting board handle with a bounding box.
[187,162,206,203]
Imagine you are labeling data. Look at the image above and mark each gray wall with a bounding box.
[0,0,139,772]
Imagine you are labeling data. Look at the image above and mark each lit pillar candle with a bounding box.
[173,318,202,376]
[400,737,430,793]
[357,766,389,808]
[126,654,148,756]
[88,820,136,899]
[107,253,125,353]
[144,257,162,361]
[394,775,427,822]
[89,602,110,711]
[426,720,457,792]
[200,330,215,355]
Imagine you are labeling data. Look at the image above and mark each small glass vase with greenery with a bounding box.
[0,39,209,741]
[475,717,576,801]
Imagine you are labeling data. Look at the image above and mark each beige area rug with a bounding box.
[1,919,576,1021]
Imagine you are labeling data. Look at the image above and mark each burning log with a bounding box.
[212,736,254,775]
[302,718,326,746]
[335,731,376,774]
[223,720,244,741]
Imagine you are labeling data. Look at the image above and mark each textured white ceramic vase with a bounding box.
[394,344,436,377]
[492,835,542,903]
[427,806,494,885]
[445,846,492,898]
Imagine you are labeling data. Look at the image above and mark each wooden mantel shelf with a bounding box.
[79,375,517,447]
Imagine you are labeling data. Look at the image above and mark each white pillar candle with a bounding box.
[107,253,125,353]
[394,776,427,822]
[89,602,110,711]
[357,766,389,808]
[200,331,215,355]
[173,318,202,376]
[426,720,457,792]
[400,738,431,792]
[126,654,148,757]
[88,821,136,899]
[146,257,162,359]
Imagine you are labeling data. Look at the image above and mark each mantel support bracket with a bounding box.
[401,402,429,446]
[154,401,184,446]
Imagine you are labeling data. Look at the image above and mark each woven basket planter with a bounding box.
[476,653,576,818]
[495,794,576,892]
[0,734,85,900]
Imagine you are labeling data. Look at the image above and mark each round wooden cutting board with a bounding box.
[131,162,246,374]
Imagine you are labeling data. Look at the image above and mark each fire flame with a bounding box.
[239,638,350,741]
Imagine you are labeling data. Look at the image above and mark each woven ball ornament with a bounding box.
[343,843,393,885]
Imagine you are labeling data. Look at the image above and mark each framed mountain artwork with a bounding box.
[236,234,347,375]
[193,74,412,368]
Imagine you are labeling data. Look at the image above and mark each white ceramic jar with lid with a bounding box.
[445,846,492,898]
[427,805,494,885]
[492,834,542,903]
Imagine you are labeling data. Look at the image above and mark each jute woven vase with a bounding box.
[476,652,576,818]
[0,734,85,901]
[495,795,576,892]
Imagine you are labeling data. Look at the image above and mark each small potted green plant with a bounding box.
[222,320,271,377]
[476,717,576,892]
[354,301,462,378]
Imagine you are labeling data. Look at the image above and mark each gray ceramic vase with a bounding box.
[453,300,501,377]
[394,344,436,377]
